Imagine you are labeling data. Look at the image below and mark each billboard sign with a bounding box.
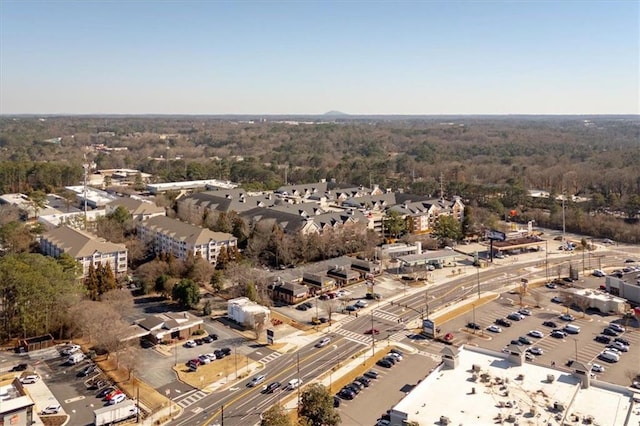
[422,319,436,338]
[266,329,274,345]
[486,230,506,241]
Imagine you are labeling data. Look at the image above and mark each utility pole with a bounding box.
[234,346,238,380]
[371,311,375,357]
[476,265,481,299]
[296,353,301,412]
[545,240,549,282]
[221,404,224,426]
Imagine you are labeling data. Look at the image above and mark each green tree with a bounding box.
[625,194,640,219]
[26,190,47,219]
[384,210,406,239]
[0,221,34,253]
[96,262,117,296]
[172,279,200,309]
[56,253,83,279]
[245,282,258,302]
[209,270,224,293]
[432,215,463,243]
[108,205,132,225]
[85,263,99,301]
[260,403,292,426]
[299,383,340,426]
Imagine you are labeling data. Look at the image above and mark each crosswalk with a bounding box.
[333,328,372,345]
[373,309,400,323]
[176,389,209,408]
[258,352,282,364]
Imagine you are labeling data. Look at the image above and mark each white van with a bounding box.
[286,378,302,390]
[67,353,85,365]
[564,324,581,334]
[599,351,620,363]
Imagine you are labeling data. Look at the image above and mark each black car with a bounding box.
[595,335,611,344]
[603,328,620,337]
[377,359,393,368]
[625,259,637,263]
[10,363,28,372]
[542,321,558,328]
[296,304,309,311]
[264,382,281,393]
[214,350,225,359]
[338,388,355,400]
[194,338,204,345]
[467,322,481,330]
[345,383,361,394]
[303,301,313,308]
[518,336,532,345]
[221,347,232,356]
[507,313,522,321]
[333,395,341,407]
[97,387,116,398]
[355,376,371,387]
[383,356,397,365]
[78,364,97,377]
[496,318,512,327]
[614,337,630,346]
[551,330,567,338]
[390,348,404,356]
[510,339,523,346]
[202,335,214,343]
[364,370,379,379]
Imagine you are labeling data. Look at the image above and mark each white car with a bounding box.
[527,347,544,356]
[205,352,217,361]
[355,300,368,308]
[388,352,403,361]
[315,337,331,348]
[108,393,126,405]
[20,375,39,384]
[560,313,575,321]
[592,269,606,277]
[591,364,605,373]
[608,323,625,333]
[528,330,544,338]
[609,341,629,352]
[198,354,211,364]
[518,309,532,316]
[525,353,535,362]
[185,340,197,348]
[487,325,502,333]
[61,344,81,355]
[41,404,61,415]
[247,374,266,387]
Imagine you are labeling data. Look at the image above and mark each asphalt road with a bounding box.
[169,334,365,426]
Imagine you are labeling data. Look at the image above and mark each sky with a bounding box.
[0,0,638,115]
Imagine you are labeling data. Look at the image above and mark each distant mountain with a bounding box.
[323,110,349,117]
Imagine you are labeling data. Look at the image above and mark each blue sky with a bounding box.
[1,1,638,115]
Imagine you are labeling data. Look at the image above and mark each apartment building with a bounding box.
[40,226,128,278]
[137,216,237,265]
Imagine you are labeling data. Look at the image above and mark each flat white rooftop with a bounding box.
[391,346,640,426]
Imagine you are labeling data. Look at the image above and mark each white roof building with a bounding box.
[227,297,270,329]
[146,179,238,194]
[390,345,640,426]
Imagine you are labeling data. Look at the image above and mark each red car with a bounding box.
[106,390,123,401]
[364,328,380,335]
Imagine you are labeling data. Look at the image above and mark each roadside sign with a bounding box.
[486,230,506,241]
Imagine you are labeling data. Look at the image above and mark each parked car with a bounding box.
[510,339,523,346]
[338,388,355,400]
[609,341,629,352]
[333,395,341,407]
[592,269,606,277]
[388,352,403,361]
[487,325,502,333]
[41,404,61,415]
[198,354,211,364]
[20,375,40,384]
[97,387,117,398]
[542,321,558,328]
[247,374,266,387]
[591,364,605,373]
[560,313,575,321]
[614,337,630,346]
[185,340,197,348]
[61,344,81,356]
[496,318,512,327]
[296,304,309,311]
[390,348,403,356]
[78,364,98,377]
[355,300,368,308]
[105,390,123,401]
[551,296,563,303]
[364,370,379,379]
[345,305,358,312]
[377,359,393,368]
[551,330,567,338]
[608,323,625,333]
[518,336,532,345]
[344,384,361,395]
[194,338,204,345]
[507,312,524,321]
[528,330,544,338]
[527,347,544,356]
[466,322,481,330]
[355,376,371,387]
[545,282,558,289]
[315,337,331,348]
[603,327,620,337]
[109,393,126,405]
[595,335,611,344]
[202,335,214,343]
[518,309,532,316]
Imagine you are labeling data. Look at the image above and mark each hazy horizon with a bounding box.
[1,1,638,115]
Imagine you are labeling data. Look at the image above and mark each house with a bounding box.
[326,265,361,286]
[137,216,237,266]
[40,226,128,278]
[227,297,270,329]
[106,197,165,221]
[269,279,309,305]
[350,258,382,277]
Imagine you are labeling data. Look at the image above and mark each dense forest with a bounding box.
[0,115,639,242]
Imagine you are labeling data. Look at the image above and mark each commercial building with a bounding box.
[562,287,629,314]
[146,179,238,195]
[137,216,237,266]
[389,345,640,426]
[0,377,36,426]
[135,312,204,344]
[227,297,270,329]
[40,225,128,278]
[606,271,640,305]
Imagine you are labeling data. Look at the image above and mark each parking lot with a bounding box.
[443,283,640,387]
[335,350,439,426]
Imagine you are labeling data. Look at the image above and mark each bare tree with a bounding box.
[252,312,268,342]
[320,299,341,323]
[118,345,140,381]
[101,288,135,318]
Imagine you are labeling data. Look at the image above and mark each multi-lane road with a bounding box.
[168,244,639,426]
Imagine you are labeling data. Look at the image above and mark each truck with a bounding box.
[93,400,138,426]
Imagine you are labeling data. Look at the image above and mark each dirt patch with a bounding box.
[40,415,67,426]
[270,310,311,332]
[173,354,252,388]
